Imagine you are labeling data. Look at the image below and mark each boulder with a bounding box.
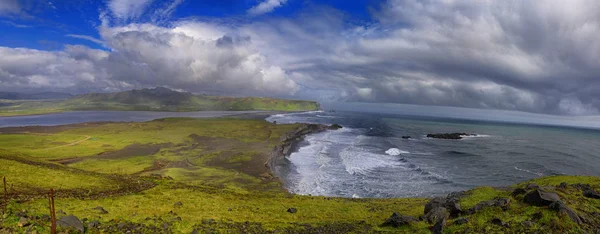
[381,213,418,227]
[57,215,84,233]
[467,197,511,214]
[432,216,447,234]
[490,218,509,228]
[453,217,469,225]
[287,208,297,214]
[511,188,527,196]
[424,207,448,224]
[329,124,343,130]
[424,193,463,217]
[523,189,561,206]
[549,201,582,225]
[583,189,600,199]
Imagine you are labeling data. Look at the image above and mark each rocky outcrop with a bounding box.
[583,189,600,199]
[266,124,338,179]
[381,213,418,227]
[426,133,476,140]
[523,189,561,206]
[467,197,511,214]
[549,201,582,224]
[424,192,464,218]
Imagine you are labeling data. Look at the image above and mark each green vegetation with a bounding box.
[1,118,599,233]
[0,87,320,116]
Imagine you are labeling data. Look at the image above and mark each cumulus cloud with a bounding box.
[248,0,287,16]
[3,0,600,115]
[108,0,154,19]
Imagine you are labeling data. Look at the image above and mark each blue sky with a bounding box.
[2,0,600,117]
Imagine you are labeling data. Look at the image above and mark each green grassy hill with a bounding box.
[0,118,599,233]
[0,87,320,116]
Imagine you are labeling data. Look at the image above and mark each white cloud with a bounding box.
[247,0,287,16]
[108,0,154,20]
[66,34,104,45]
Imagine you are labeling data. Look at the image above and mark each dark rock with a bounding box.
[532,212,543,220]
[92,206,108,214]
[432,216,447,234]
[424,193,463,217]
[558,182,568,189]
[490,218,509,228]
[522,220,534,228]
[401,136,411,139]
[525,183,540,190]
[17,217,30,227]
[40,214,51,222]
[381,213,418,227]
[88,220,100,228]
[453,218,469,225]
[426,133,475,140]
[329,124,343,130]
[16,211,27,218]
[583,189,600,199]
[57,215,84,233]
[549,201,582,225]
[424,207,448,224]
[511,188,527,196]
[191,229,199,234]
[524,189,561,206]
[287,208,297,214]
[572,183,592,191]
[174,201,183,208]
[468,197,511,214]
[172,217,182,222]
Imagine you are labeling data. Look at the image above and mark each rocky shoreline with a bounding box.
[265,123,341,182]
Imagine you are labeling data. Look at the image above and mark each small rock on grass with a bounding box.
[583,189,600,199]
[523,189,561,206]
[287,208,297,214]
[57,215,84,233]
[381,213,417,228]
[174,201,183,208]
[558,182,568,189]
[490,218,509,228]
[549,201,582,225]
[17,217,30,227]
[453,218,469,225]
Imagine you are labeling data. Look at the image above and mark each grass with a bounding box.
[1,118,599,233]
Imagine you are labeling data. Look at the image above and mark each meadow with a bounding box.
[0,118,599,233]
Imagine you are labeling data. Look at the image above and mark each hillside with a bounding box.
[0,118,599,233]
[0,87,320,116]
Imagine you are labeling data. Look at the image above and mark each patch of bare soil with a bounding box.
[56,143,172,165]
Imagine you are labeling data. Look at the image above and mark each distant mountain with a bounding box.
[0,87,320,116]
[0,92,73,100]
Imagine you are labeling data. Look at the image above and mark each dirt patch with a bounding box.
[56,143,172,165]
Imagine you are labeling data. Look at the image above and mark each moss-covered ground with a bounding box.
[0,118,599,233]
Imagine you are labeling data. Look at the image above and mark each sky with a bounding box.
[1,0,600,116]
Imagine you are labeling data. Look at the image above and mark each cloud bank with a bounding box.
[2,0,600,115]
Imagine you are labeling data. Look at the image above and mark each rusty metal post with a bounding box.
[3,177,6,214]
[49,188,56,234]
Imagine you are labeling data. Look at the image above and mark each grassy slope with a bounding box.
[0,88,320,116]
[0,118,599,233]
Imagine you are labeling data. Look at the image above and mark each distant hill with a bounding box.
[0,91,73,100]
[0,87,320,116]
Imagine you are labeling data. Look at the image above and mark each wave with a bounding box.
[462,134,492,138]
[514,166,544,176]
[340,146,402,175]
[385,148,410,156]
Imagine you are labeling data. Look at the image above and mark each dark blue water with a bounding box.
[267,111,600,198]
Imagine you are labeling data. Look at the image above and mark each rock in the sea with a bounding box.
[57,215,84,233]
[17,217,30,227]
[381,213,417,227]
[467,197,511,214]
[524,189,561,206]
[287,208,297,214]
[401,136,411,139]
[329,124,343,130]
[426,133,475,140]
[583,189,600,199]
[549,201,582,224]
[453,217,469,225]
[424,207,449,224]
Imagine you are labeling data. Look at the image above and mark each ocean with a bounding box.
[266,111,600,198]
